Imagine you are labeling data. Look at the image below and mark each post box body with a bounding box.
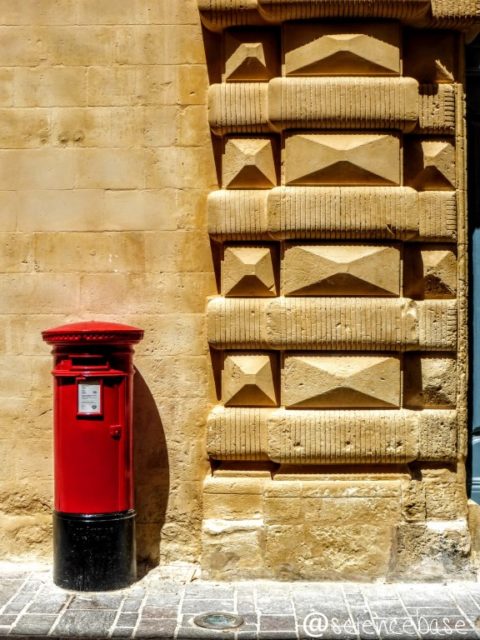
[53,351,133,515]
[42,321,143,591]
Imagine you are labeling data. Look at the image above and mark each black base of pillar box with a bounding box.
[53,510,136,591]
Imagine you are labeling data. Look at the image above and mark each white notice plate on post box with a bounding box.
[78,380,102,416]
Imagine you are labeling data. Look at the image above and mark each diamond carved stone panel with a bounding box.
[223,138,277,189]
[284,22,401,76]
[283,355,401,409]
[284,134,400,186]
[224,29,279,81]
[405,139,456,191]
[282,244,401,296]
[222,245,277,297]
[222,353,278,406]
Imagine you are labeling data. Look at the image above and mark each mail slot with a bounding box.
[42,321,144,591]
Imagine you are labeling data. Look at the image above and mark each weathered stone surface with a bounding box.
[222,353,278,406]
[199,0,480,31]
[223,137,277,188]
[284,22,401,76]
[282,244,400,296]
[224,28,278,81]
[390,522,473,580]
[0,0,472,581]
[208,297,456,351]
[404,355,457,408]
[222,245,277,297]
[206,408,457,464]
[405,139,457,191]
[209,187,458,242]
[285,133,400,186]
[282,355,401,408]
[202,519,268,579]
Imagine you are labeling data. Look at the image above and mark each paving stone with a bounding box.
[176,627,235,639]
[406,605,463,617]
[237,632,257,640]
[117,612,139,627]
[19,580,44,594]
[237,624,259,634]
[368,601,408,617]
[184,585,234,600]
[144,594,181,607]
[259,614,297,632]
[182,599,235,614]
[53,610,117,637]
[237,597,256,614]
[239,613,259,626]
[345,592,366,606]
[10,613,58,635]
[0,582,23,608]
[452,593,480,615]
[122,598,145,612]
[371,616,418,639]
[112,627,135,638]
[363,587,401,601]
[413,614,474,632]
[68,593,124,610]
[134,618,178,638]
[3,595,32,614]
[141,605,178,618]
[0,614,18,626]
[397,588,455,608]
[257,598,294,615]
[27,593,69,614]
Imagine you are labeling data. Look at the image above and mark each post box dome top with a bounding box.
[42,321,144,346]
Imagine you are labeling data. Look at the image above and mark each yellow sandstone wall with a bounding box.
[200,0,480,580]
[1,0,480,581]
[0,0,216,565]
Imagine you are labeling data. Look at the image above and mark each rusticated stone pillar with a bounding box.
[199,0,480,580]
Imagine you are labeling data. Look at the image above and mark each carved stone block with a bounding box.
[222,353,278,406]
[284,134,400,186]
[206,408,458,463]
[282,244,400,296]
[404,246,457,298]
[269,78,419,131]
[223,137,277,189]
[224,28,279,81]
[405,139,456,191]
[222,245,277,297]
[284,22,401,76]
[208,297,456,352]
[283,355,401,409]
[209,84,269,135]
[404,355,457,408]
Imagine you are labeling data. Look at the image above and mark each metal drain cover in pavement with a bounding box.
[193,612,244,630]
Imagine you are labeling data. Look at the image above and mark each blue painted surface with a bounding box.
[468,36,480,503]
[471,231,480,503]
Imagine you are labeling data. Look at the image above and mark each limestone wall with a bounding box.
[0,0,216,565]
[1,0,480,581]
[200,0,480,580]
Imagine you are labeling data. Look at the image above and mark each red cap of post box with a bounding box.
[42,321,144,346]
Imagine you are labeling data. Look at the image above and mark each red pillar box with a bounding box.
[42,321,144,591]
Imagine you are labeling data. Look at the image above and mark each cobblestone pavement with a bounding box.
[0,565,480,639]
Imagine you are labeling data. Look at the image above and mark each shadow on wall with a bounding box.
[133,370,169,576]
